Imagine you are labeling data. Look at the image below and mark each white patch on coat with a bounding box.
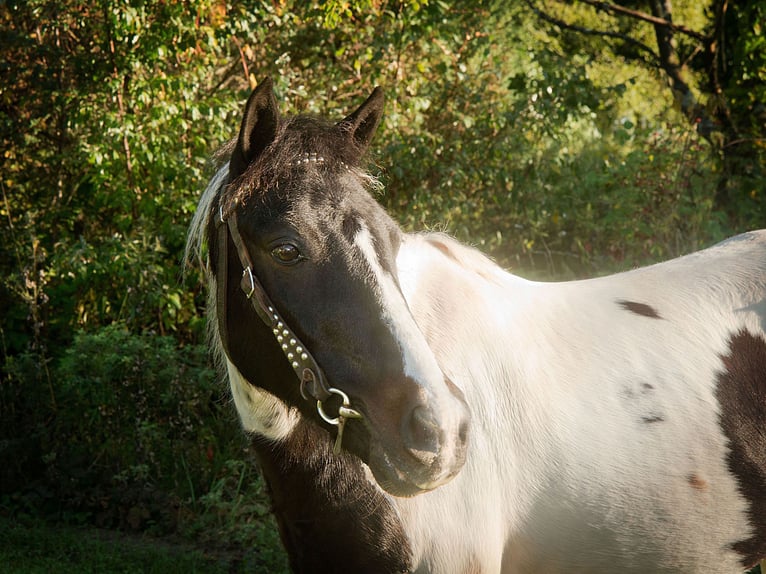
[226,359,299,440]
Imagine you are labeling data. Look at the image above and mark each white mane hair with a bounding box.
[184,163,229,275]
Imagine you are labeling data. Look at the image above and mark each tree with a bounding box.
[524,0,766,217]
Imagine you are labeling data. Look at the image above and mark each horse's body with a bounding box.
[395,231,766,573]
[187,80,766,573]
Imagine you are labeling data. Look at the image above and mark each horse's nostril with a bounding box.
[403,405,441,462]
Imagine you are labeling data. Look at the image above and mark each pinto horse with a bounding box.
[187,78,766,573]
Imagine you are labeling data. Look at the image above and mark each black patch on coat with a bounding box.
[641,415,664,424]
[252,420,413,574]
[616,299,662,319]
[715,328,766,568]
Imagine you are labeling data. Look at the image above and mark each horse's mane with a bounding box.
[184,162,230,380]
[184,162,229,275]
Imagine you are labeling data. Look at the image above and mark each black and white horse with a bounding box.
[187,78,766,573]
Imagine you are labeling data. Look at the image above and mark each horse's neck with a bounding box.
[397,233,558,477]
[392,234,565,568]
[250,419,413,573]
[398,233,537,396]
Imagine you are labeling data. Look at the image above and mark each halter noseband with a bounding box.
[215,202,362,453]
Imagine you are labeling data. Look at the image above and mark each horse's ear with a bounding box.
[337,86,384,153]
[229,78,280,181]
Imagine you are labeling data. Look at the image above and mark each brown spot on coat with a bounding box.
[616,299,662,319]
[715,328,766,567]
[687,473,708,491]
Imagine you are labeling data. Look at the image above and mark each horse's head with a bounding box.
[206,79,470,496]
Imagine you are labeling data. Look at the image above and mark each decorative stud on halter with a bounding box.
[289,152,325,166]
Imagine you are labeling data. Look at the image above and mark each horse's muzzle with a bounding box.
[366,379,470,497]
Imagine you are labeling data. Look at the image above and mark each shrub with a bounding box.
[2,325,245,534]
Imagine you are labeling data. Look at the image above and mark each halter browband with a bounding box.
[214,198,362,453]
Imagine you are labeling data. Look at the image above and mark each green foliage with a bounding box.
[181,459,289,572]
[2,0,758,351]
[1,0,247,356]
[522,0,766,217]
[514,125,727,275]
[4,328,205,519]
[1,324,289,565]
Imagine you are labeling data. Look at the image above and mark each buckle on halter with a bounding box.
[317,387,364,455]
[317,387,363,425]
[242,266,256,299]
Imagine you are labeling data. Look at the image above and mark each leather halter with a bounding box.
[214,199,362,452]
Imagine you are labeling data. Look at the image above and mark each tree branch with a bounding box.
[524,0,659,68]
[526,0,725,145]
[577,0,708,42]
[645,0,725,143]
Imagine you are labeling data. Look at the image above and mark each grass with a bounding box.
[5,513,763,574]
[0,515,289,574]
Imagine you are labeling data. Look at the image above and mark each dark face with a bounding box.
[210,80,470,496]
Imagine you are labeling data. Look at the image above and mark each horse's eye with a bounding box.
[271,243,302,265]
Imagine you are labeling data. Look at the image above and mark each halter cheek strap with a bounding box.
[214,203,362,453]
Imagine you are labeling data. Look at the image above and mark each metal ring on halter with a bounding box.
[242,267,256,299]
[317,388,363,425]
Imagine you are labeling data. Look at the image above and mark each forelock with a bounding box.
[223,115,374,211]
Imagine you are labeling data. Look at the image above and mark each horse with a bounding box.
[186,78,766,573]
